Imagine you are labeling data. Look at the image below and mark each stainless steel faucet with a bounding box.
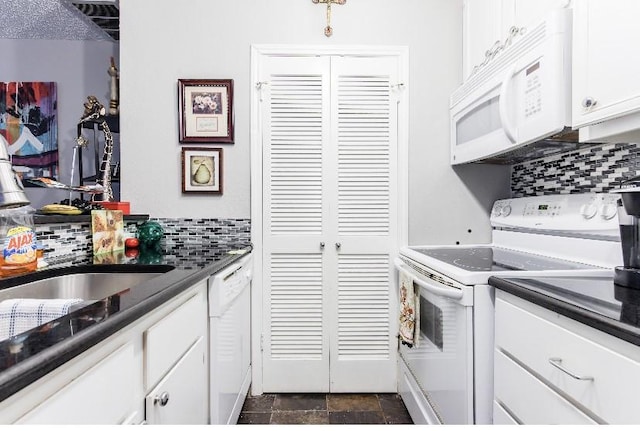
[0,139,31,208]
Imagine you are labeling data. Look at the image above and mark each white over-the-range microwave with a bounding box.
[450,8,583,165]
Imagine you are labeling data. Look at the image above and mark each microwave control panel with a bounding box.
[524,61,543,119]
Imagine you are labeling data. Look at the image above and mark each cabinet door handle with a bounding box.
[154,391,170,407]
[548,358,594,381]
[320,242,325,249]
[335,242,341,249]
[582,97,597,109]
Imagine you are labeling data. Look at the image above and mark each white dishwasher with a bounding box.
[208,253,252,425]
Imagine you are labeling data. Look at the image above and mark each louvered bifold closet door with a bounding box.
[327,56,399,392]
[261,56,332,392]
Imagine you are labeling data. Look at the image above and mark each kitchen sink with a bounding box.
[0,266,175,303]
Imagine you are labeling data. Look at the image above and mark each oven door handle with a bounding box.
[394,258,464,300]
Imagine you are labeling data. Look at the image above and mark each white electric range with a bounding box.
[395,193,623,425]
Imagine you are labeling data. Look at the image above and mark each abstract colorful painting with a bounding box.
[0,82,58,181]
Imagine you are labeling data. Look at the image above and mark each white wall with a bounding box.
[0,39,119,209]
[120,0,511,244]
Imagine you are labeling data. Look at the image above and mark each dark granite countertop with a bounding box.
[0,242,252,403]
[489,275,640,347]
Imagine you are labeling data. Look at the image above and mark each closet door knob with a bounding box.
[335,242,341,249]
[320,242,325,249]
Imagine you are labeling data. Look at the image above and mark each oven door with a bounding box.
[395,258,474,424]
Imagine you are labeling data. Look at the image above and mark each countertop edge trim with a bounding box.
[489,276,640,348]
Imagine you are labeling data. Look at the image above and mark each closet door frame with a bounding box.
[250,45,409,395]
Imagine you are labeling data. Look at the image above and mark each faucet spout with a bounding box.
[0,135,31,209]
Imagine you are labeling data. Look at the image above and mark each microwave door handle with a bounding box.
[499,65,517,143]
[394,258,464,300]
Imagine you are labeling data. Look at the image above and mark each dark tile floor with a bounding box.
[238,393,413,425]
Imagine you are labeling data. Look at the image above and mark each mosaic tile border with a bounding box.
[35,218,251,262]
[35,220,141,262]
[511,143,639,197]
[149,218,251,253]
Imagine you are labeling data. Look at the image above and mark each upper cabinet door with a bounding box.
[462,0,503,81]
[462,0,569,82]
[503,0,571,31]
[572,0,640,129]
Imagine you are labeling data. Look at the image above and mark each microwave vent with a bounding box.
[476,128,599,165]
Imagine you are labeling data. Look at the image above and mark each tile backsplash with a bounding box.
[36,218,251,262]
[35,222,94,261]
[41,142,637,259]
[148,218,251,253]
[511,143,639,197]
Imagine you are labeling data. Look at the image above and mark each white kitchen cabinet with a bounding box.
[145,336,208,425]
[16,342,138,424]
[144,287,207,390]
[494,349,595,424]
[494,290,640,424]
[492,400,518,425]
[572,0,640,142]
[144,285,208,424]
[462,0,502,81]
[462,0,570,81]
[0,279,208,425]
[503,0,571,31]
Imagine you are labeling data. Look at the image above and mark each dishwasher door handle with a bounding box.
[394,258,464,301]
[218,254,252,282]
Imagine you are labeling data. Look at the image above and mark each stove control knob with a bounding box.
[580,203,597,219]
[492,205,502,217]
[500,205,512,217]
[600,203,618,220]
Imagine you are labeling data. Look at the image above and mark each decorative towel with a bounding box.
[399,271,420,348]
[0,298,83,340]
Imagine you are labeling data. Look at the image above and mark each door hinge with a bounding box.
[260,334,264,352]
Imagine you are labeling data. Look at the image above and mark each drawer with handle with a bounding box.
[495,292,640,424]
[494,349,596,424]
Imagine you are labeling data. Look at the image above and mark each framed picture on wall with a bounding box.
[178,79,234,143]
[0,81,59,181]
[181,147,223,194]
